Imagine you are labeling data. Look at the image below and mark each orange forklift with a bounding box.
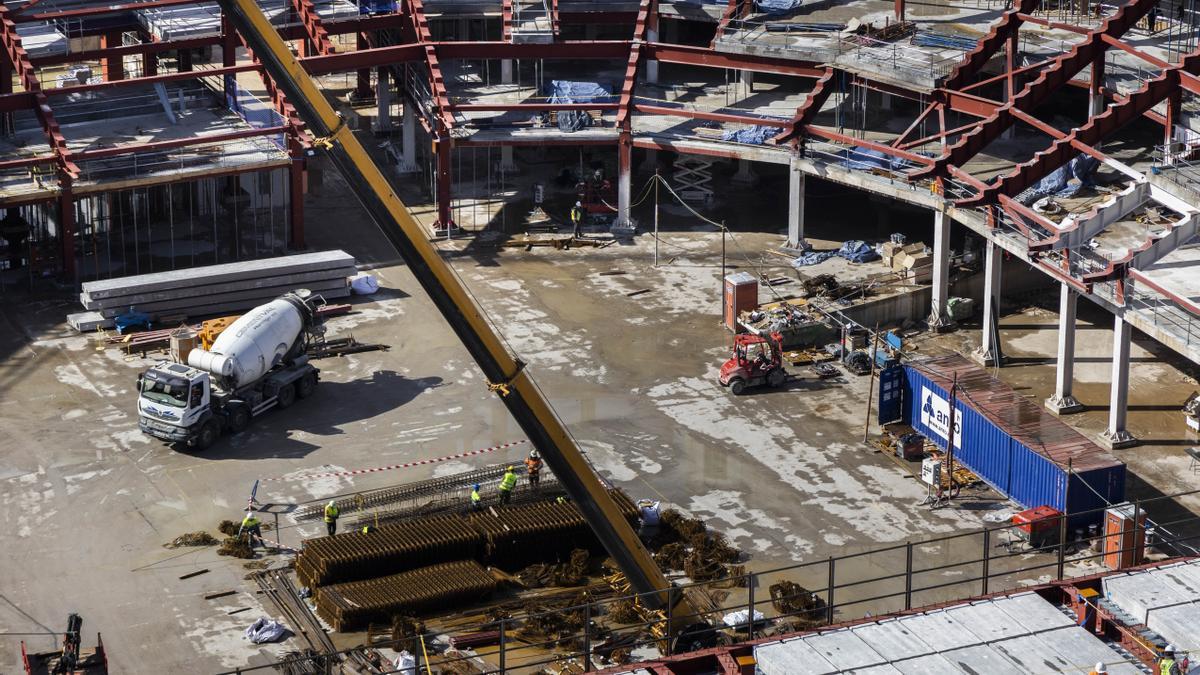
[718,331,788,395]
[22,614,106,675]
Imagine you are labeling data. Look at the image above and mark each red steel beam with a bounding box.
[502,0,513,41]
[942,0,1040,90]
[773,68,834,145]
[449,102,621,112]
[963,49,1200,207]
[937,88,1000,118]
[645,42,823,77]
[74,126,289,162]
[806,126,936,166]
[436,40,630,59]
[892,102,940,148]
[290,0,337,56]
[0,154,56,171]
[618,0,654,130]
[1015,13,1091,35]
[1100,33,1171,69]
[711,0,749,48]
[0,4,76,179]
[898,119,982,150]
[232,24,307,148]
[17,0,200,21]
[914,0,1157,181]
[407,0,455,133]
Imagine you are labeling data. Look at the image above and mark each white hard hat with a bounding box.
[1094,663,1106,673]
[575,201,582,207]
[328,500,336,507]
[529,449,539,458]
[1165,644,1177,653]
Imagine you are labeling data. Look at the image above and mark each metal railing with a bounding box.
[216,488,1200,674]
[1124,278,1200,349]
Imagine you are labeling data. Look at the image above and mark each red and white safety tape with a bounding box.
[260,440,529,482]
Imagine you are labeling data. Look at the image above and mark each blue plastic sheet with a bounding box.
[791,240,879,267]
[834,147,910,172]
[547,81,614,132]
[721,125,783,145]
[1020,154,1100,203]
[755,0,807,14]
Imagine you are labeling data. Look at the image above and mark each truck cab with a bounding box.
[137,363,212,445]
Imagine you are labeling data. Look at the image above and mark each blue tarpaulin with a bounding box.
[835,147,910,172]
[722,125,783,145]
[547,81,614,132]
[755,0,807,14]
[792,240,879,267]
[1020,154,1100,203]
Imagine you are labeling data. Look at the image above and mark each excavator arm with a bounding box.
[215,0,687,616]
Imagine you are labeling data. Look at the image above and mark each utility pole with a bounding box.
[946,373,958,502]
[863,325,880,443]
[654,170,660,267]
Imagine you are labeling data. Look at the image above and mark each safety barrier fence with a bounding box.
[216,487,1200,674]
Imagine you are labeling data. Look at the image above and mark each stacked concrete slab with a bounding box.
[1103,559,1200,653]
[68,250,355,331]
[751,592,1140,674]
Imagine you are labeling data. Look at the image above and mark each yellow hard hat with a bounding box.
[507,466,514,472]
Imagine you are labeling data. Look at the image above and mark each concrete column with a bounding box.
[787,157,806,249]
[289,158,306,249]
[928,206,951,329]
[1101,316,1138,448]
[398,103,419,173]
[375,67,392,133]
[501,59,514,85]
[639,147,658,173]
[732,158,757,185]
[1046,284,1084,415]
[880,91,893,112]
[59,187,76,280]
[646,25,659,84]
[617,133,632,227]
[973,240,1003,365]
[740,70,754,95]
[499,145,518,173]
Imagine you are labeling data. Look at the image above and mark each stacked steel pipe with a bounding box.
[316,560,497,631]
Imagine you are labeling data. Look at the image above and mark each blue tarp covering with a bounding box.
[834,147,910,172]
[792,240,879,267]
[548,80,614,132]
[722,125,783,145]
[1020,154,1100,203]
[359,0,398,14]
[755,0,807,14]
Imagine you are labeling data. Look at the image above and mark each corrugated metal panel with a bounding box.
[901,356,1125,525]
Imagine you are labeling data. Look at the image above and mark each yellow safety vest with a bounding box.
[500,472,517,491]
[1160,658,1176,675]
[324,504,339,522]
[242,516,260,528]
[471,489,481,504]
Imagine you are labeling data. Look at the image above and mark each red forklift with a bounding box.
[719,331,787,395]
[22,614,107,675]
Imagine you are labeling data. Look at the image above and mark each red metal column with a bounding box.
[895,0,904,22]
[289,156,306,249]
[101,31,124,81]
[221,13,238,67]
[354,32,373,101]
[436,134,453,229]
[1165,87,1181,150]
[0,56,10,135]
[59,186,75,281]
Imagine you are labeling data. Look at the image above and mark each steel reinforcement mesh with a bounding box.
[296,491,640,589]
[316,560,497,631]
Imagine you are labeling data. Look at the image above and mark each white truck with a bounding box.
[137,290,324,450]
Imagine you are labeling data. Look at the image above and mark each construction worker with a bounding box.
[241,511,263,548]
[499,466,518,505]
[524,449,543,489]
[470,484,483,512]
[1089,663,1107,675]
[323,500,340,536]
[570,201,585,238]
[362,525,375,534]
[1159,646,1182,675]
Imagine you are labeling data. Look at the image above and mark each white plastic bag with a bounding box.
[638,500,661,527]
[244,617,288,644]
[393,650,417,675]
[722,609,765,628]
[350,273,379,295]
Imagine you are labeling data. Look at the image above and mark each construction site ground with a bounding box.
[4,125,1200,673]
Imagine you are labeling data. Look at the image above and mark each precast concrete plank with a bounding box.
[849,618,934,662]
[801,629,887,670]
[754,637,838,675]
[94,278,350,317]
[1145,602,1200,652]
[1160,559,1200,592]
[847,665,903,674]
[991,633,1083,673]
[991,592,1076,633]
[940,643,1027,675]
[1030,626,1143,675]
[120,287,351,322]
[82,267,356,309]
[81,250,356,299]
[896,609,981,652]
[1147,562,1200,599]
[946,599,1031,643]
[889,653,964,675]
[1105,571,1192,624]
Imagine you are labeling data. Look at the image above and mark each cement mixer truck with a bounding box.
[136,290,324,450]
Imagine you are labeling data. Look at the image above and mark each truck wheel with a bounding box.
[276,383,296,409]
[228,405,250,434]
[768,369,786,388]
[296,373,317,399]
[729,378,747,396]
[195,420,219,451]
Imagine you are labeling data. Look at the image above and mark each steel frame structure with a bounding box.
[0,0,1197,341]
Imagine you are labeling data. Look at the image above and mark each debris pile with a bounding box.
[317,560,497,631]
[769,580,828,628]
[390,615,427,653]
[165,531,218,548]
[517,593,589,645]
[218,535,256,559]
[218,520,240,536]
[605,599,642,624]
[516,548,592,588]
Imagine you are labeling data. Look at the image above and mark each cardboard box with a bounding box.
[904,253,933,270]
[892,253,911,272]
[902,242,926,255]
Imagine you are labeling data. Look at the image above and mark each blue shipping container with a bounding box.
[901,356,1125,527]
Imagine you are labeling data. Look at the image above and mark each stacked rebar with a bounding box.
[316,560,497,631]
[296,516,481,588]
